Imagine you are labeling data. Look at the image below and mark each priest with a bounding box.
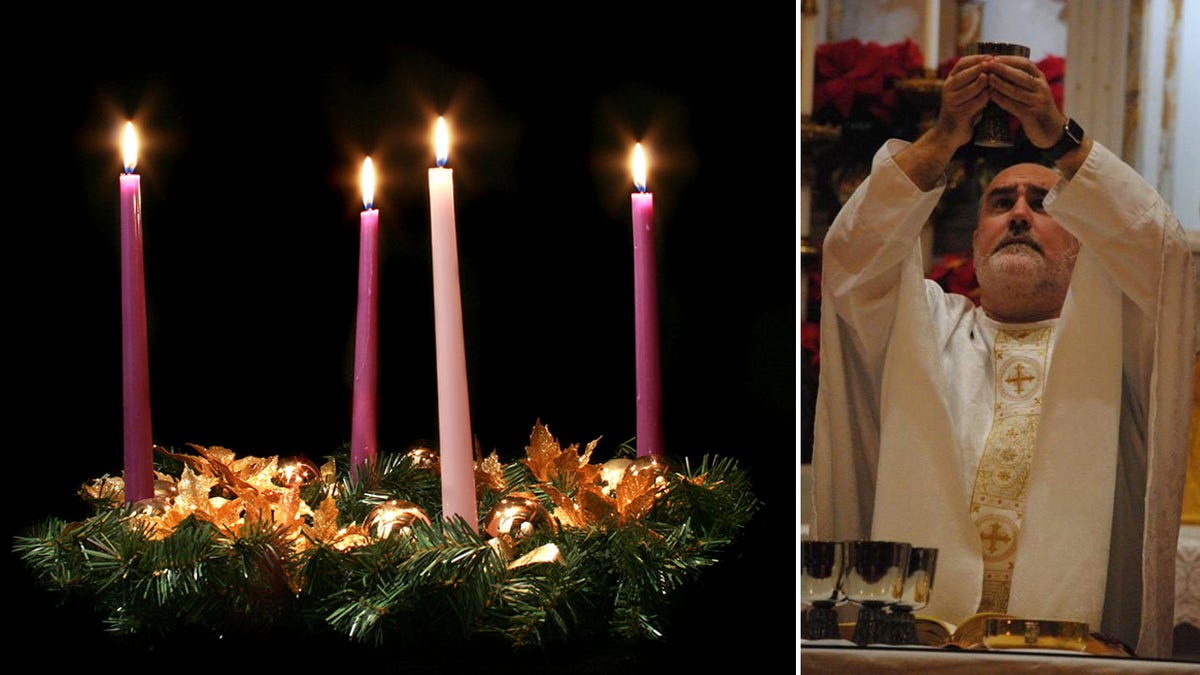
[811,51,1197,657]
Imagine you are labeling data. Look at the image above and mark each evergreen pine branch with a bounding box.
[321,517,504,646]
[616,437,639,457]
[15,443,758,649]
[600,518,716,641]
[480,561,586,648]
[482,525,609,647]
[13,518,76,592]
[332,449,443,525]
[649,455,759,540]
[503,457,537,488]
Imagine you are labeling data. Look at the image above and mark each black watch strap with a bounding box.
[1041,118,1084,162]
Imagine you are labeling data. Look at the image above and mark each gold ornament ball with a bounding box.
[364,499,430,539]
[405,443,440,471]
[153,479,178,502]
[485,493,552,541]
[131,496,170,517]
[624,455,674,486]
[599,458,633,496]
[274,456,321,488]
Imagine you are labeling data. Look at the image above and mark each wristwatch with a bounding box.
[1040,118,1084,162]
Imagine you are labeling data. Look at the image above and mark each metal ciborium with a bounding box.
[843,540,912,645]
[800,540,846,640]
[967,41,1031,147]
[889,546,938,645]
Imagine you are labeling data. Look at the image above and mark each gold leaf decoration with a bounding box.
[520,421,602,494]
[512,425,679,529]
[509,543,563,569]
[522,420,561,482]
[475,443,506,494]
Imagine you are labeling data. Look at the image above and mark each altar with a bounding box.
[1175,525,1200,659]
[801,466,1200,661]
[799,644,1199,674]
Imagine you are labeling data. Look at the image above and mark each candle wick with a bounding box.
[437,157,447,169]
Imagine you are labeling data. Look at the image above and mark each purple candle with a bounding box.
[120,122,154,501]
[428,117,478,528]
[631,143,664,457]
[350,157,379,481]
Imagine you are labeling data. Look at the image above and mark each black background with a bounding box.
[7,7,795,670]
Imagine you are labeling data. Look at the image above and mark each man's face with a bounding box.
[973,163,1079,317]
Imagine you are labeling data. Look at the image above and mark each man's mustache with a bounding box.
[993,234,1043,255]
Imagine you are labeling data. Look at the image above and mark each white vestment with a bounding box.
[811,139,1197,658]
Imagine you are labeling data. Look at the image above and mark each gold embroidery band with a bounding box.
[970,326,1053,614]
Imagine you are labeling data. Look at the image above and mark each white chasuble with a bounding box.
[814,139,1196,657]
[863,248,1121,631]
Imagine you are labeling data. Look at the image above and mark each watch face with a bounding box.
[1065,119,1083,144]
[1045,119,1083,160]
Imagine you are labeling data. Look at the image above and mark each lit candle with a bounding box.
[427,117,478,528]
[922,0,941,73]
[631,143,664,458]
[120,121,154,502]
[350,156,379,481]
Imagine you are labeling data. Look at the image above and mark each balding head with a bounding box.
[972,163,1079,323]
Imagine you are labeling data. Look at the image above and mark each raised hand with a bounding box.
[933,54,992,150]
[983,56,1066,149]
[894,54,992,189]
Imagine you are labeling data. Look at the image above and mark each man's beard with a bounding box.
[975,244,1077,299]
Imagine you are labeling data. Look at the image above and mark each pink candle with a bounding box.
[427,117,478,528]
[350,157,379,481]
[631,143,664,457]
[120,122,154,502]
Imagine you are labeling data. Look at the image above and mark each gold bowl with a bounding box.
[982,617,1089,651]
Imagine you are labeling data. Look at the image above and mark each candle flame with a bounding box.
[123,121,138,173]
[632,143,647,193]
[435,117,449,167]
[361,157,375,210]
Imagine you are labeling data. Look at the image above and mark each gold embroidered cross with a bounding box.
[982,522,1012,553]
[1005,363,1035,394]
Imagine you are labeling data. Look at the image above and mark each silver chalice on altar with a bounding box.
[801,540,846,640]
[843,540,912,645]
[889,546,938,644]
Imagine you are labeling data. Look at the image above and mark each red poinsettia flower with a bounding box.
[927,251,981,304]
[1037,55,1065,112]
[814,38,926,125]
[801,321,821,369]
[937,56,958,80]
